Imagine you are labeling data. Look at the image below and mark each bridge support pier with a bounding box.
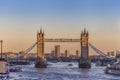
[35,57,47,68]
[79,57,91,68]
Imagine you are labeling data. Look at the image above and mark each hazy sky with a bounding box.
[0,0,120,55]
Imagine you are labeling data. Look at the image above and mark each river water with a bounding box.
[9,62,120,80]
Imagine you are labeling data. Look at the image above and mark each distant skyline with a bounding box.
[0,0,120,55]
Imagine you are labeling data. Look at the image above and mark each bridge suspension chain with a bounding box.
[89,43,109,58]
[16,42,37,58]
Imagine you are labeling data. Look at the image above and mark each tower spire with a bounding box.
[43,30,45,35]
[40,28,42,33]
[84,28,86,34]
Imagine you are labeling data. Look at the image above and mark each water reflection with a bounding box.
[37,68,46,72]
[80,68,90,75]
[10,62,120,80]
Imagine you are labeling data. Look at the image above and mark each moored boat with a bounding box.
[68,63,73,66]
[0,74,9,80]
[105,59,120,75]
[0,58,9,79]
[9,67,22,72]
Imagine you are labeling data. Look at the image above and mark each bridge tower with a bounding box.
[79,28,91,68]
[35,29,47,68]
[37,29,44,58]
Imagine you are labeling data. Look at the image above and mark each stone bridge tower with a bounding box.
[35,29,47,68]
[79,28,91,68]
[37,29,45,59]
[81,28,89,58]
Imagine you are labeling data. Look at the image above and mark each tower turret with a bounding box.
[86,30,89,35]
[40,28,42,34]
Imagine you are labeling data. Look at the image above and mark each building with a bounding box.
[55,45,61,57]
[107,51,117,58]
[65,50,70,58]
[51,50,55,57]
[116,51,120,58]
[6,52,17,58]
[28,53,37,58]
[23,54,28,59]
[76,50,80,58]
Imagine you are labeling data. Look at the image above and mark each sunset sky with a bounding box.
[0,0,120,55]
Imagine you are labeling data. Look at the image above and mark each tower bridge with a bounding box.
[16,29,108,59]
[10,28,110,68]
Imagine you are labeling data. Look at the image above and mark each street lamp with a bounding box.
[0,40,3,58]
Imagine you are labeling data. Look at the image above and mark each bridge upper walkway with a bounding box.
[45,39,80,42]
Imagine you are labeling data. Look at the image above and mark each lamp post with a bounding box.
[0,40,3,58]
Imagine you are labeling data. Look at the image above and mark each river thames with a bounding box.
[9,62,120,80]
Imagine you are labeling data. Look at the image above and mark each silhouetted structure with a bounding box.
[76,50,80,59]
[65,50,70,58]
[55,45,61,58]
[51,50,55,57]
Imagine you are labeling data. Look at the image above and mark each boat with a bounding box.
[95,61,102,66]
[105,59,120,75]
[0,74,9,80]
[9,67,22,72]
[0,58,9,79]
[68,63,73,66]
